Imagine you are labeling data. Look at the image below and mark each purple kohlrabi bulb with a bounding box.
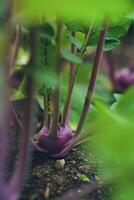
[115,67,134,93]
[35,125,74,156]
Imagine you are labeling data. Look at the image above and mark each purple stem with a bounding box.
[49,21,62,139]
[0,0,13,182]
[43,95,49,127]
[9,24,21,74]
[8,28,37,196]
[76,19,108,135]
[62,25,93,126]
[62,32,76,126]
[9,102,24,130]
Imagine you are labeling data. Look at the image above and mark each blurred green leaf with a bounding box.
[10,75,28,101]
[36,95,44,110]
[106,20,130,38]
[34,70,58,89]
[38,23,55,39]
[61,49,82,63]
[113,86,134,121]
[88,20,130,50]
[77,172,90,182]
[14,0,133,23]
[116,184,134,200]
[127,12,134,20]
[0,0,5,18]
[65,21,88,32]
[92,101,134,181]
[111,93,122,110]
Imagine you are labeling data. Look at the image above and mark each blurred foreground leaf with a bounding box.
[89,87,134,199]
[14,0,133,23]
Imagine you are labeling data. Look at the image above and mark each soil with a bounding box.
[6,101,113,200]
[18,144,112,200]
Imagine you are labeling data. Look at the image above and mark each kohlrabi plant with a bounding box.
[13,19,109,158]
[0,0,133,199]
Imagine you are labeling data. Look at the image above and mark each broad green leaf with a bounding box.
[92,101,134,180]
[106,20,130,38]
[61,49,82,63]
[91,101,134,200]
[66,18,130,36]
[88,20,130,49]
[65,21,88,32]
[111,93,122,110]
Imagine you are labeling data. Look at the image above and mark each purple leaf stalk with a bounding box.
[0,1,37,198]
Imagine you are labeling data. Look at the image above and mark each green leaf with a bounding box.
[103,37,120,51]
[38,23,55,39]
[113,86,134,121]
[34,69,58,89]
[10,75,28,101]
[36,95,44,110]
[92,101,134,180]
[77,172,90,182]
[127,12,134,20]
[65,21,89,32]
[34,36,57,91]
[61,49,82,64]
[88,20,130,50]
[107,20,130,38]
[111,93,122,110]
[66,34,82,50]
[10,89,26,101]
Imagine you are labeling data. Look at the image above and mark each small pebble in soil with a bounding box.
[56,159,65,169]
